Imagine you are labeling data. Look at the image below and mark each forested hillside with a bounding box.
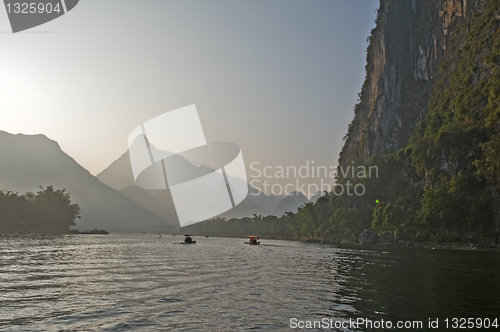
[185,0,500,247]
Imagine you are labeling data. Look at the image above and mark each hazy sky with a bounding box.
[0,0,378,196]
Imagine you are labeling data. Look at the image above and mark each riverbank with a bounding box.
[0,225,71,235]
[0,226,108,236]
[181,233,500,251]
[268,235,500,251]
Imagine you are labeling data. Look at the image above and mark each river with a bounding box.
[1,234,499,331]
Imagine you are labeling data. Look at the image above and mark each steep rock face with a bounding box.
[339,0,488,169]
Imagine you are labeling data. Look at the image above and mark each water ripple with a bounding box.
[1,234,499,331]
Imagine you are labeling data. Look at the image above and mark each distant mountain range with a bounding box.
[0,131,322,232]
[96,147,321,220]
[0,131,164,233]
[272,190,322,216]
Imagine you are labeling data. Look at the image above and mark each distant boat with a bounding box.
[245,236,260,245]
[205,234,209,238]
[79,229,109,235]
[182,235,196,244]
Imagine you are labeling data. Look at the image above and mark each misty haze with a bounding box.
[1,0,500,331]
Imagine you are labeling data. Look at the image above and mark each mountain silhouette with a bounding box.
[0,131,168,232]
[272,191,310,216]
[96,146,290,219]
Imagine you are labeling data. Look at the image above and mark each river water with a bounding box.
[1,234,499,331]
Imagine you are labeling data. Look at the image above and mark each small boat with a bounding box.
[182,235,196,244]
[205,234,209,238]
[245,236,260,245]
[79,229,109,235]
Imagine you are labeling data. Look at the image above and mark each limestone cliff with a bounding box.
[339,0,490,168]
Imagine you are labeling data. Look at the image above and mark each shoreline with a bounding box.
[180,234,500,251]
[268,235,500,251]
[0,228,108,236]
[1,229,499,251]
